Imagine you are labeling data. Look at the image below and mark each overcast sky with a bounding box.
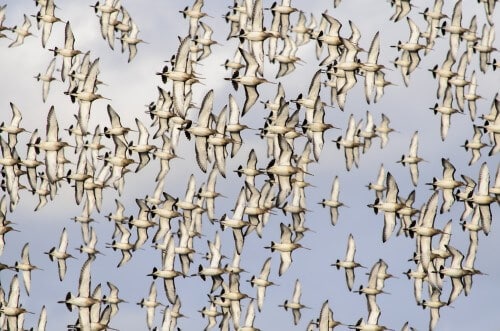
[0,0,499,330]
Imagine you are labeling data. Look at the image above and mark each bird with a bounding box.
[489,164,500,201]
[0,275,33,330]
[367,163,386,200]
[30,106,72,184]
[262,81,286,114]
[303,97,337,161]
[235,148,262,187]
[239,298,260,331]
[353,262,388,329]
[14,242,42,296]
[238,0,272,74]
[105,222,135,267]
[467,162,495,235]
[68,58,109,135]
[128,118,156,172]
[437,245,470,304]
[174,219,198,276]
[159,295,186,331]
[290,10,314,46]
[462,218,486,296]
[226,93,250,157]
[430,219,453,283]
[198,301,222,331]
[440,0,468,58]
[479,101,500,156]
[373,71,395,104]
[413,191,440,272]
[34,0,64,48]
[334,114,361,171]
[421,286,447,331]
[36,305,47,331]
[408,191,443,240]
[50,21,82,82]
[361,31,385,104]
[193,231,226,293]
[0,209,19,257]
[316,13,343,66]
[332,233,365,291]
[128,198,157,249]
[334,40,362,96]
[367,172,404,242]
[427,158,464,213]
[76,226,102,257]
[348,317,393,331]
[1,102,29,150]
[137,281,164,330]
[263,134,304,205]
[225,48,272,115]
[197,166,224,222]
[109,5,132,50]
[266,0,297,39]
[375,114,397,149]
[397,131,425,186]
[156,36,198,116]
[101,138,135,194]
[34,58,57,102]
[390,48,413,87]
[180,0,209,37]
[392,17,428,55]
[243,184,272,237]
[57,257,100,314]
[396,190,419,237]
[102,104,132,144]
[119,21,146,62]
[147,230,183,305]
[448,52,470,111]
[184,89,215,173]
[461,15,479,63]
[429,86,461,141]
[279,279,309,325]
[274,35,302,78]
[0,4,10,37]
[18,132,43,194]
[44,227,75,281]
[429,50,456,99]
[461,125,489,165]
[247,257,275,312]
[71,199,96,242]
[319,175,346,226]
[265,222,309,276]
[152,135,178,181]
[292,69,322,130]
[390,0,412,22]
[8,14,34,47]
[219,187,249,255]
[464,71,482,121]
[220,273,252,329]
[150,194,181,244]
[420,0,447,50]
[65,150,92,205]
[0,136,21,210]
[91,0,120,42]
[193,21,219,61]
[316,299,344,330]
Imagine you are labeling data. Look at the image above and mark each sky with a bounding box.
[0,0,499,330]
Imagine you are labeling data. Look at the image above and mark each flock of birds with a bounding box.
[0,0,498,330]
